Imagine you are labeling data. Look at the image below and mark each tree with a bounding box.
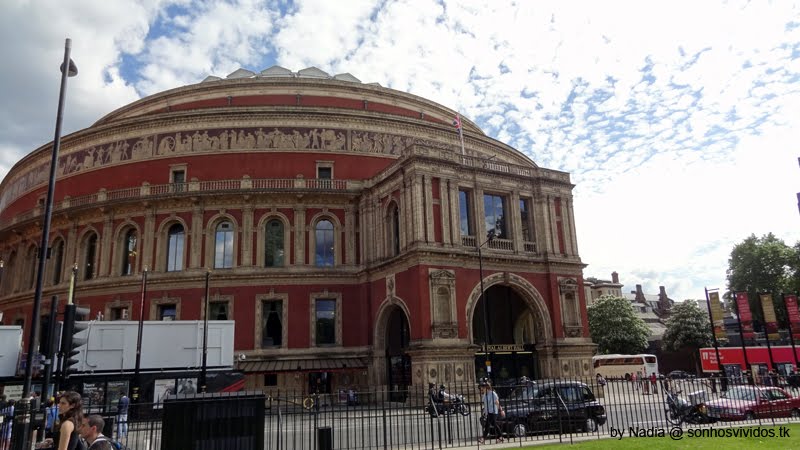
[662,301,712,353]
[588,295,650,354]
[726,233,798,327]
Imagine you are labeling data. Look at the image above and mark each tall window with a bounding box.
[315,299,336,345]
[388,203,400,256]
[166,224,184,272]
[315,220,334,267]
[110,307,128,320]
[171,169,186,193]
[458,190,473,236]
[121,229,137,276]
[52,240,64,285]
[262,300,283,347]
[520,198,534,241]
[214,221,234,269]
[265,220,284,267]
[84,234,97,280]
[484,194,507,238]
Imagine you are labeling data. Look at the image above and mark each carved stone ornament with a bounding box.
[559,277,578,294]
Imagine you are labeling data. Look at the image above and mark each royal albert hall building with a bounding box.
[0,66,593,395]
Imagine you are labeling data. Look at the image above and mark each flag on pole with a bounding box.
[735,292,755,339]
[760,293,780,341]
[453,113,465,155]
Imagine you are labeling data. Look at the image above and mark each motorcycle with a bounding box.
[664,389,717,426]
[425,388,471,417]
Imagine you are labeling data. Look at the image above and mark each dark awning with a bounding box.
[238,357,368,373]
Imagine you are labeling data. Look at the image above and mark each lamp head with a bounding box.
[0,259,4,269]
[486,229,496,242]
[60,59,78,77]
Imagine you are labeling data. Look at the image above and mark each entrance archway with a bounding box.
[373,298,412,399]
[467,274,553,388]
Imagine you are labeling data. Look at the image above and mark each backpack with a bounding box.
[93,436,126,450]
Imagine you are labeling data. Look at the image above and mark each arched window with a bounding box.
[265,219,284,267]
[84,234,97,280]
[214,221,234,269]
[51,240,64,285]
[315,220,334,267]
[121,229,137,276]
[388,203,400,256]
[166,224,184,272]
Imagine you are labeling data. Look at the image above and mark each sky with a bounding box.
[1,0,799,302]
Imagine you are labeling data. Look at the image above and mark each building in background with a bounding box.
[0,67,593,395]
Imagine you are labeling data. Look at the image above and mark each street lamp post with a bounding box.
[13,38,77,450]
[132,266,148,406]
[477,230,496,382]
[200,269,211,393]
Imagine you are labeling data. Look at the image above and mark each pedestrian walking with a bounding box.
[478,381,504,445]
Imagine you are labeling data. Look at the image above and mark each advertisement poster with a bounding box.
[82,382,105,413]
[708,292,726,340]
[735,292,754,339]
[153,379,176,408]
[176,378,197,395]
[785,295,800,339]
[105,380,129,412]
[760,294,780,340]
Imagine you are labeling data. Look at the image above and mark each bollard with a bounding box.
[317,426,333,450]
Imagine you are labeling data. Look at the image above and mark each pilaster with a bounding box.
[294,206,305,265]
[190,205,203,268]
[423,175,434,243]
[99,213,113,277]
[241,204,254,266]
[143,209,156,270]
[344,205,355,265]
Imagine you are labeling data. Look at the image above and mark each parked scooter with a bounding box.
[425,384,471,417]
[664,389,717,426]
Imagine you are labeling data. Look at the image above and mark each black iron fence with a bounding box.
[7,375,800,449]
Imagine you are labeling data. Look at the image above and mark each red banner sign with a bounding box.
[760,294,780,340]
[736,292,755,339]
[785,294,800,340]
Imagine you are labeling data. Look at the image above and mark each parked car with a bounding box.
[489,380,606,437]
[705,386,800,421]
[668,370,695,380]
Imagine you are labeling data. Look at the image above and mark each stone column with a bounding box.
[449,180,460,245]
[423,175,434,244]
[440,179,452,246]
[294,206,305,265]
[190,205,203,268]
[509,191,522,253]
[566,197,579,256]
[344,205,355,265]
[534,195,551,254]
[413,175,425,243]
[403,177,414,247]
[475,187,486,242]
[241,204,254,266]
[142,209,156,271]
[99,213,113,277]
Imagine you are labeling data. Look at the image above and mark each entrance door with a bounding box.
[385,307,411,401]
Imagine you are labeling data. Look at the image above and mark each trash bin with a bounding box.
[317,426,333,450]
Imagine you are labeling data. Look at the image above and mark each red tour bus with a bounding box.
[700,346,800,378]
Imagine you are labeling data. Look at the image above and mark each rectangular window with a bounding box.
[209,301,229,320]
[484,194,507,238]
[317,167,332,179]
[158,304,177,321]
[110,307,128,321]
[458,190,473,236]
[315,299,336,346]
[264,374,278,387]
[520,198,534,241]
[261,300,283,347]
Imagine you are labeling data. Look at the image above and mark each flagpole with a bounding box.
[705,288,724,374]
[757,293,777,372]
[733,291,752,381]
[454,113,465,156]
[782,293,800,371]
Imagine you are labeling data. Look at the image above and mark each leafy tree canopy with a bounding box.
[588,295,650,354]
[726,233,800,327]
[662,300,712,353]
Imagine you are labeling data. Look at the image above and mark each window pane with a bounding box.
[159,304,176,321]
[215,222,234,269]
[167,224,184,272]
[262,301,283,347]
[315,220,334,267]
[85,235,97,280]
[316,299,336,345]
[484,194,506,238]
[122,230,137,276]
[459,190,472,236]
[209,302,228,320]
[318,167,332,179]
[265,220,284,267]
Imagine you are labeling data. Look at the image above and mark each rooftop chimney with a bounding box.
[611,272,619,284]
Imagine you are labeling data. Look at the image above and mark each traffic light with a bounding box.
[60,304,90,379]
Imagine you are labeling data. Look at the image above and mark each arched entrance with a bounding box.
[385,306,411,401]
[469,275,553,390]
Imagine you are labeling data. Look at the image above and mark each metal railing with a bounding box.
[8,375,800,450]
